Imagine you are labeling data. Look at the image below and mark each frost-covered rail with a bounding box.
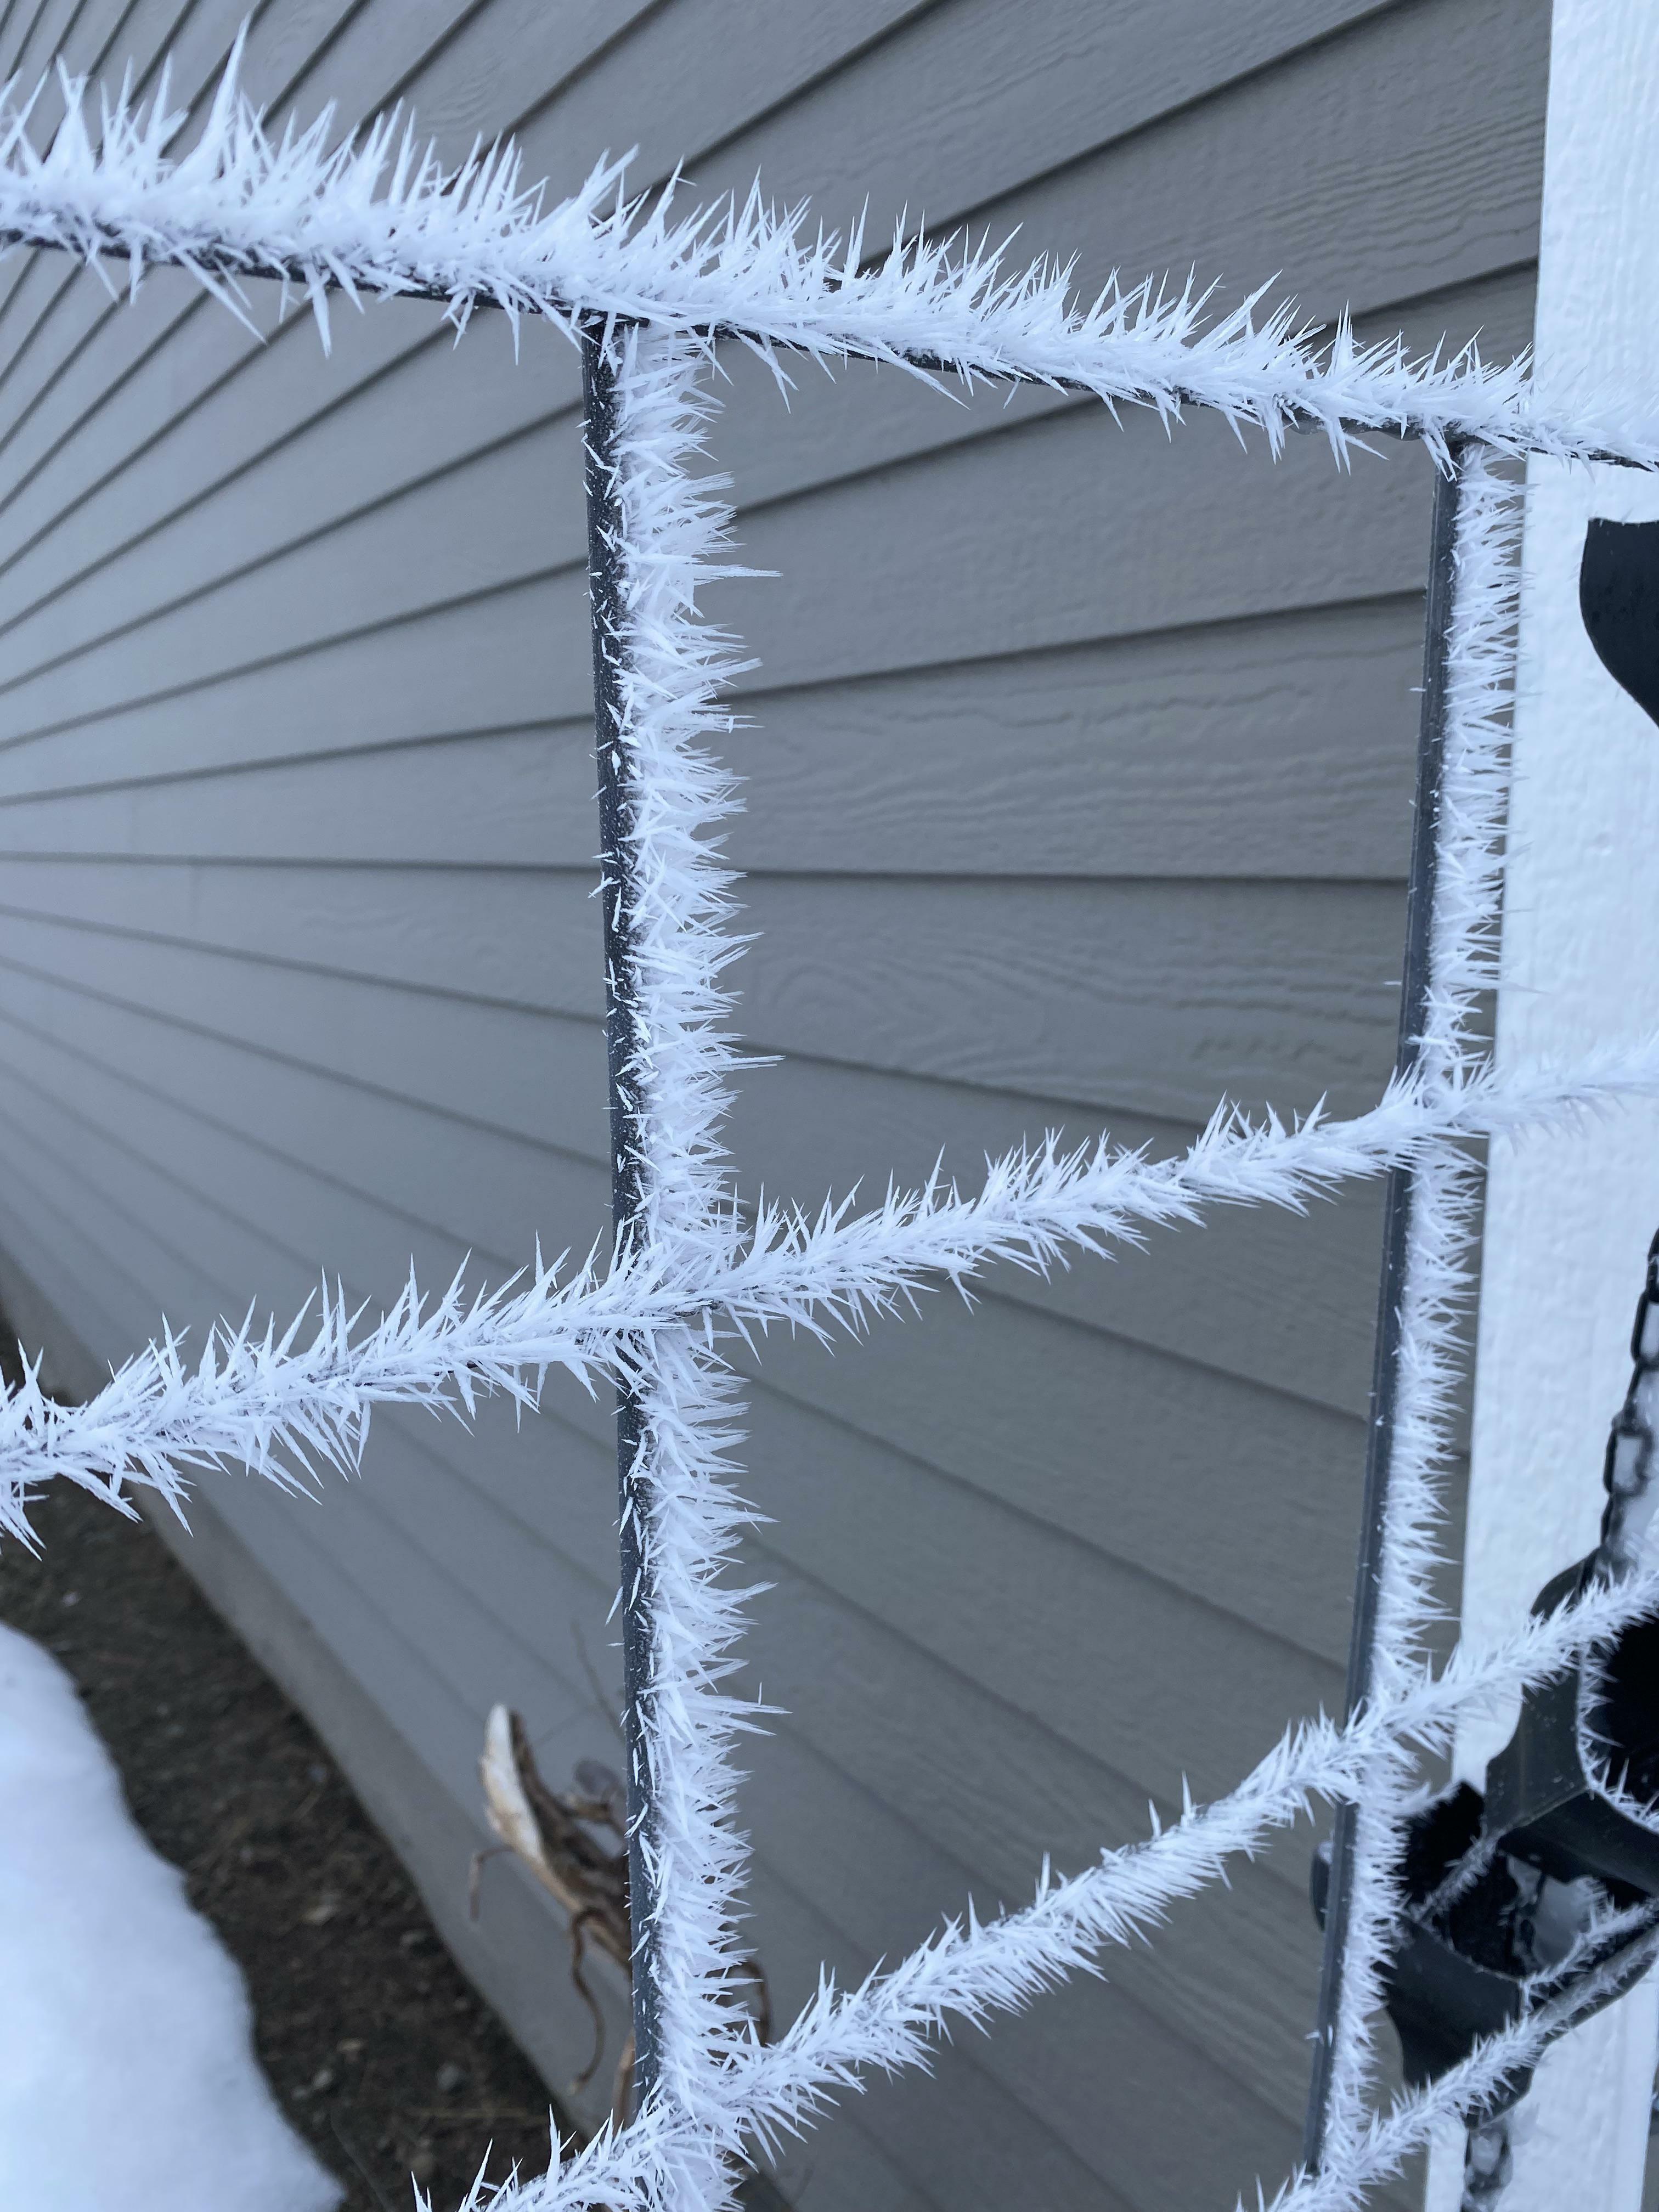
[0,42,1656,2212]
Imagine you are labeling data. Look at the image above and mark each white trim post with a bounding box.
[1427,6,1659,2203]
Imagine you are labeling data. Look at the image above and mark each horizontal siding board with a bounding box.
[686,0,1545,319]
[741,1866,1308,2212]
[300,0,520,128]
[0,978,1366,1662]
[0,232,398,560]
[0,912,608,1153]
[736,1563,1332,2098]
[0,975,595,1280]
[0,308,556,662]
[0,859,1402,1118]
[10,0,88,82]
[228,0,368,111]
[410,0,937,192]
[740,876,1403,1118]
[0,1047,397,1339]
[0,599,1423,881]
[741,1543,1322,1923]
[0,286,368,623]
[223,1477,585,1863]
[729,1053,1391,1414]
[741,1722,1321,2153]
[657,0,1393,245]
[0,1149,158,1361]
[0,1084,291,1367]
[0,855,1410,1101]
[0,3,43,76]
[0,939,1387,1430]
[719,404,1437,695]
[741,2098,926,2212]
[0,274,255,558]
[0,723,611,865]
[0,422,579,732]
[391,0,690,165]
[738,1867,1150,2212]
[0,934,602,1198]
[0,578,562,796]
[0,856,607,1008]
[740,1301,1364,1668]
[728,602,1424,881]
[964,0,1544,315]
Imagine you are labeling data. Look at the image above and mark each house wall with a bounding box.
[0,4,1548,2207]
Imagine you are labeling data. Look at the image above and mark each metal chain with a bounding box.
[1591,1229,1659,1588]
[1447,1228,1659,2208]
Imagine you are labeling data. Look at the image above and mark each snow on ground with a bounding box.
[0,1619,342,2211]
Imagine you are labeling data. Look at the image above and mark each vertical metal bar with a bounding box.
[582,319,662,2104]
[1303,442,1467,2166]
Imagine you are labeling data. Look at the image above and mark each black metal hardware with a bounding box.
[581,318,662,2109]
[1334,1773,1656,2123]
[1303,441,1467,2168]
[1309,1226,1659,2181]
[1484,1591,1659,1904]
[1482,1228,1659,1903]
[1313,1787,1535,2107]
[1581,517,1659,729]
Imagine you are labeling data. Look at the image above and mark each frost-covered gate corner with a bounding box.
[1,41,1659,2212]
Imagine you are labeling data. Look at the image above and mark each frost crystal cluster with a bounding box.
[1,49,1658,2212]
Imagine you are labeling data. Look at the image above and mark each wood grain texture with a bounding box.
[408,0,943,194]
[0,598,1421,876]
[678,0,1547,321]
[660,0,1397,242]
[0,854,1404,1119]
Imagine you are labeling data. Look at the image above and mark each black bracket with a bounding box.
[1581,515,1659,729]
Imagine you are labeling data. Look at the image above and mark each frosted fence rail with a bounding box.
[0,48,1657,2212]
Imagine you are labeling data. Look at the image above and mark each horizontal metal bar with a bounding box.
[0,223,1641,462]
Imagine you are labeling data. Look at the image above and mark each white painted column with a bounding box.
[1424,4,1659,2205]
